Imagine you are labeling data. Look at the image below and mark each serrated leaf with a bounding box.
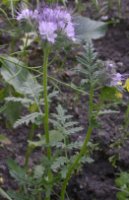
[80,156,94,164]
[7,159,26,185]
[49,130,64,146]
[51,157,67,172]
[74,15,107,42]
[5,97,34,106]
[67,126,83,134]
[13,112,43,128]
[34,165,45,179]
[98,109,120,115]
[64,121,79,128]
[67,141,83,150]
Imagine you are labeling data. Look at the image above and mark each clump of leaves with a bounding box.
[4,104,88,199]
[75,43,106,91]
[30,104,85,178]
[0,56,58,126]
[115,171,129,200]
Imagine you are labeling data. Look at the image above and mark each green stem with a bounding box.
[43,44,52,200]
[60,85,94,200]
[88,85,94,126]
[61,127,92,200]
[24,124,35,170]
[43,44,51,160]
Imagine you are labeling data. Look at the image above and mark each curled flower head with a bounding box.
[16,4,75,44]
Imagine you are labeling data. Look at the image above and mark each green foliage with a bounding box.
[0,188,13,200]
[3,104,89,199]
[7,159,28,186]
[0,56,58,127]
[0,56,42,100]
[4,101,22,126]
[28,104,86,179]
[0,1,121,200]
[100,86,120,102]
[90,0,122,17]
[51,104,83,135]
[74,16,107,42]
[50,104,83,148]
[0,55,42,125]
[51,156,67,172]
[6,159,43,200]
[76,42,105,89]
[0,134,11,145]
[13,112,43,128]
[5,97,34,107]
[115,171,129,200]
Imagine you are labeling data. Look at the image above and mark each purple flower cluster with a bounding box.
[110,72,122,86]
[16,5,75,44]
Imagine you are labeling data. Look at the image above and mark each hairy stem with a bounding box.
[60,86,94,200]
[43,44,51,159]
[43,44,52,200]
[24,124,35,170]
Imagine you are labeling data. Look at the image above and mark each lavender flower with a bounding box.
[39,21,57,43]
[110,73,122,86]
[16,5,75,44]
[16,9,34,21]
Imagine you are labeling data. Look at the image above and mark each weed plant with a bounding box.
[0,1,128,200]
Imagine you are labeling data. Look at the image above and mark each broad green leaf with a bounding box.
[4,101,22,126]
[74,15,107,42]
[0,56,42,100]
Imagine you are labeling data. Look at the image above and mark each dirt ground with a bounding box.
[1,1,129,200]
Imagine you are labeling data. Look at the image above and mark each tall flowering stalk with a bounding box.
[17,4,75,200]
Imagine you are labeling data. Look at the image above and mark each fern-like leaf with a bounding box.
[76,42,105,88]
[5,97,33,106]
[50,104,83,149]
[13,112,43,128]
[51,156,67,172]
